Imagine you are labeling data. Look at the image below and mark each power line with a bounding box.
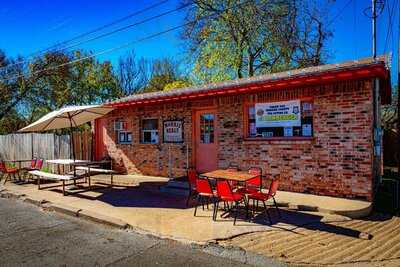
[353,0,358,58]
[1,0,170,71]
[38,3,192,56]
[1,1,248,83]
[384,0,398,54]
[326,0,353,27]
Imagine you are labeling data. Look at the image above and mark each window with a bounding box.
[118,131,132,144]
[247,100,313,138]
[200,114,215,144]
[141,119,159,144]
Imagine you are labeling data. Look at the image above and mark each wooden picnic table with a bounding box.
[46,159,112,182]
[201,169,258,182]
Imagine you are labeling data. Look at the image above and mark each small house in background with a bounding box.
[94,56,391,201]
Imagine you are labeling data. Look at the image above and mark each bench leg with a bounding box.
[111,174,113,187]
[88,172,91,188]
[62,180,66,196]
[37,176,41,190]
[3,173,9,185]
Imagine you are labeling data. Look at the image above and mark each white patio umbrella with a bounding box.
[19,105,114,160]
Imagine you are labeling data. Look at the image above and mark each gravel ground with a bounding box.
[0,197,282,267]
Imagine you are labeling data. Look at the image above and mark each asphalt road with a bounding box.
[0,197,282,267]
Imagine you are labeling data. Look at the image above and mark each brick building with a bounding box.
[95,57,391,201]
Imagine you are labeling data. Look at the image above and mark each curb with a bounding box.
[0,190,25,199]
[23,196,49,206]
[0,190,129,230]
[51,203,82,217]
[77,209,129,229]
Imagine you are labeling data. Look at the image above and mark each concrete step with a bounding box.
[167,180,189,189]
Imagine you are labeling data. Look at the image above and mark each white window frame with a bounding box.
[118,131,132,144]
[140,118,159,144]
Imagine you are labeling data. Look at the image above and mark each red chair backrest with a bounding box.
[0,161,6,172]
[36,159,44,170]
[268,179,279,197]
[187,169,198,188]
[196,178,213,195]
[30,158,37,168]
[247,167,262,187]
[216,180,234,199]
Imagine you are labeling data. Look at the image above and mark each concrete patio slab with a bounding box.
[1,174,363,243]
[274,191,372,219]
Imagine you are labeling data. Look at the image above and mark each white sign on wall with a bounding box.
[163,120,183,143]
[255,100,301,128]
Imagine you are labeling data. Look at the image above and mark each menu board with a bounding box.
[255,100,301,128]
[163,120,183,143]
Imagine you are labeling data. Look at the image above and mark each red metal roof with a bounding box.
[107,55,391,107]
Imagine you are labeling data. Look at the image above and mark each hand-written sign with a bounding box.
[255,100,301,128]
[163,120,183,143]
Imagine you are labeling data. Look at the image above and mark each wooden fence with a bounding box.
[0,131,93,162]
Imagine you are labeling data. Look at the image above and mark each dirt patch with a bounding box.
[219,214,400,265]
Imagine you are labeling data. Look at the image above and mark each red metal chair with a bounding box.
[226,164,239,189]
[0,161,20,184]
[22,158,37,182]
[237,167,262,195]
[247,179,281,223]
[193,177,216,217]
[22,158,37,171]
[36,159,44,170]
[186,169,198,207]
[215,180,247,225]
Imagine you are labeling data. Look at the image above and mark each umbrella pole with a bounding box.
[68,113,77,178]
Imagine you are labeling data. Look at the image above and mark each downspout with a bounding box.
[372,77,382,196]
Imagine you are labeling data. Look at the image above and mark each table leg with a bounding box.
[38,176,41,190]
[62,181,65,196]
[111,173,113,187]
[88,167,91,188]
[18,162,22,181]
[73,166,76,186]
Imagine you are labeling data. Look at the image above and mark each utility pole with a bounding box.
[372,0,377,59]
[371,0,382,191]
[393,0,400,178]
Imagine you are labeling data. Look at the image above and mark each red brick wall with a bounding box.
[100,79,374,200]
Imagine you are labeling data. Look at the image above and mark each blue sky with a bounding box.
[0,0,398,85]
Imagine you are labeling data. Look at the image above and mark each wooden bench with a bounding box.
[75,166,116,187]
[28,170,81,195]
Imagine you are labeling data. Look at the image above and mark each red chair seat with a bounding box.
[236,187,259,195]
[248,192,269,201]
[220,192,244,202]
[198,190,216,197]
[6,168,19,173]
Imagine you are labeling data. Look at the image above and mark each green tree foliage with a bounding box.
[164,79,192,91]
[382,85,398,130]
[0,49,31,132]
[0,49,123,133]
[143,58,186,93]
[181,0,331,83]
